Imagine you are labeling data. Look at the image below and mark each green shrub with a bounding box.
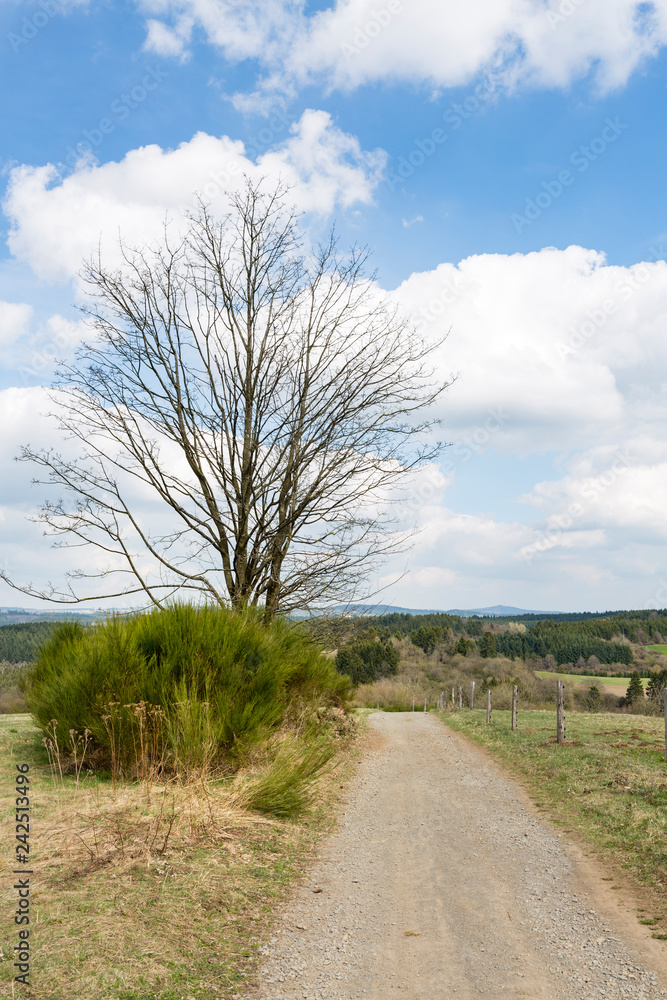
[25,603,350,778]
[236,731,336,817]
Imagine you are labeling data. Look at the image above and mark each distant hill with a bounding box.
[302,603,556,618]
[444,605,558,617]
[0,607,112,627]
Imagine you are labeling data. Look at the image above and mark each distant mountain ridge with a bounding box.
[318,603,558,618]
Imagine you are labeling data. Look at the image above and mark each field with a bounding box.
[647,645,667,654]
[535,670,649,697]
[0,713,357,1000]
[443,708,667,932]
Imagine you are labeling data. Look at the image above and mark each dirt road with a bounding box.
[248,712,667,1000]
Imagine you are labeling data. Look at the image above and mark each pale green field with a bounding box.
[647,644,667,654]
[535,670,648,689]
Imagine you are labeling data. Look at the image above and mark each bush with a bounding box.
[25,603,350,779]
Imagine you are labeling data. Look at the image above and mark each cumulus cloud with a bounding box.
[3,110,386,283]
[392,244,667,453]
[137,0,667,100]
[143,16,193,60]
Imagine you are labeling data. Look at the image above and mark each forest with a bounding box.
[0,621,56,663]
[325,608,667,680]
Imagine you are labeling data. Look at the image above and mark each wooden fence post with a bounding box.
[486,689,491,724]
[459,686,463,711]
[557,680,565,744]
[424,697,427,713]
[470,680,475,710]
[452,687,455,710]
[412,699,415,712]
[512,685,518,731]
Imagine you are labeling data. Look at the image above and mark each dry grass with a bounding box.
[0,713,358,999]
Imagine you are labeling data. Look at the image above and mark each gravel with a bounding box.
[242,712,667,1000]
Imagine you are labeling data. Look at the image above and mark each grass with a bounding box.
[0,712,359,999]
[535,670,649,689]
[647,645,667,655]
[442,708,667,931]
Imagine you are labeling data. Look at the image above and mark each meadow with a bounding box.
[535,670,650,697]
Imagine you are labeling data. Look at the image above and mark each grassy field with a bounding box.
[0,713,358,999]
[442,708,667,934]
[647,645,667,655]
[535,670,649,697]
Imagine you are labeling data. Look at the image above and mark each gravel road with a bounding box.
[247,711,667,1000]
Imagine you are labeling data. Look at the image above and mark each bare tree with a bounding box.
[3,180,452,619]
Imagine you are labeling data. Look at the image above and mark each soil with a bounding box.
[243,711,667,1000]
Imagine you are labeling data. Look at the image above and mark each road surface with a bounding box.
[247,711,667,1000]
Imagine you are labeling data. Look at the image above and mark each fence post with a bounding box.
[452,687,455,710]
[470,680,475,710]
[440,690,444,710]
[512,685,518,731]
[664,688,667,762]
[557,680,565,744]
[412,699,415,712]
[486,689,491,724]
[424,697,427,713]
[459,686,463,711]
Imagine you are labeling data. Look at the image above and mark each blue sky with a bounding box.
[2,0,667,613]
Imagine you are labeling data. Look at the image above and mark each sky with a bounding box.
[1,0,667,614]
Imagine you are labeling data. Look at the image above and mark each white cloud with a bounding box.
[3,111,386,283]
[136,0,667,100]
[392,244,667,454]
[143,16,193,60]
[0,302,33,348]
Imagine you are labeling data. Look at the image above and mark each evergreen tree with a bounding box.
[625,671,645,704]
[479,631,497,658]
[583,685,602,712]
[455,636,473,656]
